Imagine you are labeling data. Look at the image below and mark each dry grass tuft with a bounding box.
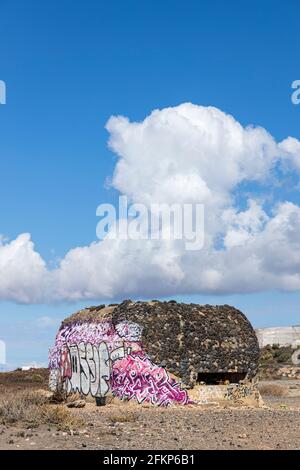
[39,404,84,430]
[0,390,83,430]
[258,384,287,397]
[0,390,48,425]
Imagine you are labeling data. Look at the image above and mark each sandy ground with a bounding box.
[0,370,299,450]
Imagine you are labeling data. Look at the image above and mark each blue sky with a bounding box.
[0,0,300,369]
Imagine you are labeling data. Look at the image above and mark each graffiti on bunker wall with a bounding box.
[62,342,110,397]
[115,321,143,341]
[49,320,189,405]
[49,369,60,392]
[111,353,190,405]
[60,342,135,397]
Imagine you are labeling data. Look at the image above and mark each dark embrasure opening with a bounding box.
[197,372,247,385]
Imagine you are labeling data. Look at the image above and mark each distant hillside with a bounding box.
[256,326,300,348]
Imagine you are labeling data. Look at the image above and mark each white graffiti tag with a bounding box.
[63,342,111,397]
[115,321,143,341]
[59,341,128,397]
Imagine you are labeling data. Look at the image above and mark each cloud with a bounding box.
[1,103,300,303]
[222,199,269,249]
[0,233,48,303]
[106,104,279,204]
[279,137,300,172]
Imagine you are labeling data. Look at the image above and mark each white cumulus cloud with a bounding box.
[0,234,48,303]
[1,103,300,303]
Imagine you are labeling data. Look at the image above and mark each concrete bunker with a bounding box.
[49,300,260,406]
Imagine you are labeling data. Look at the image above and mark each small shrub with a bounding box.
[0,391,48,424]
[29,374,44,383]
[39,405,84,430]
[259,345,294,366]
[0,390,83,430]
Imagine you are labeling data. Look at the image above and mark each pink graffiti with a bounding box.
[61,347,72,379]
[49,320,191,406]
[111,353,190,406]
[49,321,142,369]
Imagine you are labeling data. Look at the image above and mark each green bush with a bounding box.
[259,345,294,366]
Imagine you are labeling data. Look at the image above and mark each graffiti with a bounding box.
[224,382,260,404]
[49,320,188,405]
[196,383,261,406]
[111,353,190,405]
[59,342,111,397]
[115,321,143,341]
[110,345,129,362]
[197,385,225,404]
[49,368,60,391]
[49,321,138,370]
[61,347,72,379]
[48,303,260,407]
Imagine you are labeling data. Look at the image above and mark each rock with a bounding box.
[67,399,86,408]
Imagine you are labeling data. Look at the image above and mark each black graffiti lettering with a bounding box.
[61,341,119,397]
